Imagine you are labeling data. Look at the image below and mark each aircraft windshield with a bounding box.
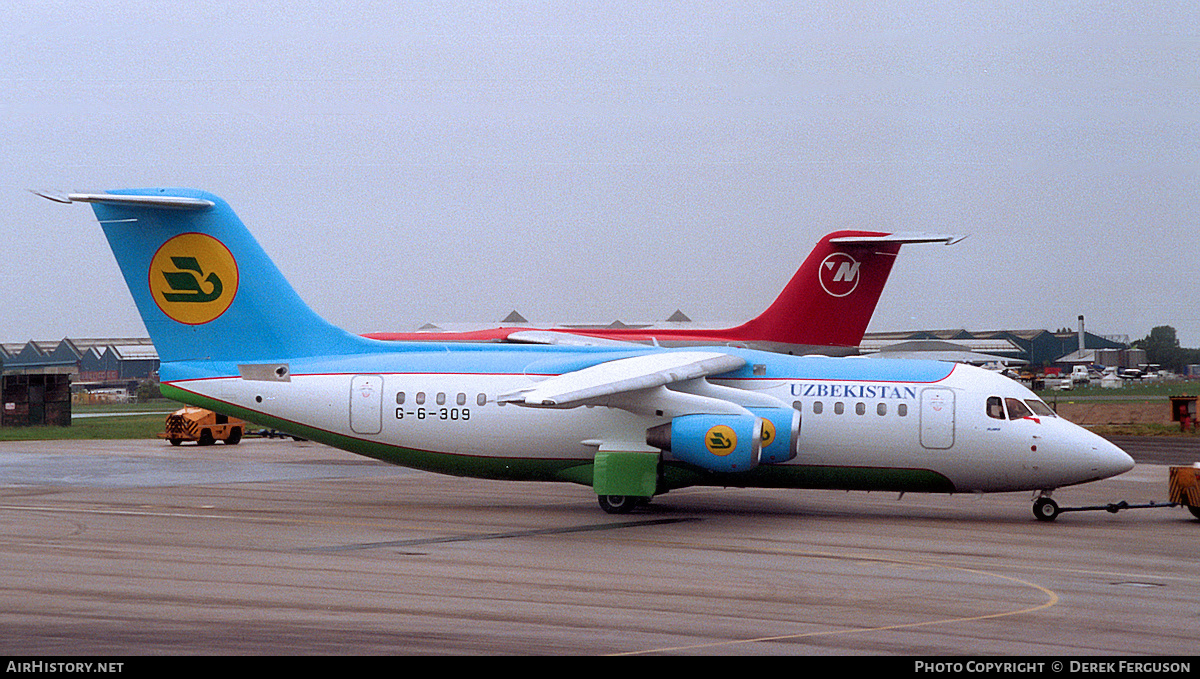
[1024,399,1057,418]
[1004,397,1034,420]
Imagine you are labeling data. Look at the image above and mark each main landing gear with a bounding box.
[597,495,650,514]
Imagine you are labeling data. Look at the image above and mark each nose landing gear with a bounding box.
[1032,486,1191,522]
[1033,495,1060,522]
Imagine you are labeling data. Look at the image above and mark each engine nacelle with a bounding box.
[646,413,762,473]
[749,407,800,464]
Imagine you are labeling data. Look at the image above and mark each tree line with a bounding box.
[1132,326,1200,373]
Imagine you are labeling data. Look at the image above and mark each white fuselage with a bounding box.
[164,349,1134,495]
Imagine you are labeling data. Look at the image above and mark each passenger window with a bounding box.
[987,396,1004,419]
[436,392,446,406]
[1005,397,1034,420]
[897,403,907,417]
[457,393,466,406]
[1025,399,1057,418]
[792,401,802,411]
[834,402,845,415]
[477,393,487,406]
[813,401,823,415]
[855,402,865,416]
[416,392,426,405]
[396,392,405,405]
[877,402,887,416]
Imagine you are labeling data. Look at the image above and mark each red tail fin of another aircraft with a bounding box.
[723,232,960,350]
[363,230,960,354]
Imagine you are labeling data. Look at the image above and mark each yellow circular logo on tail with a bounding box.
[149,233,239,325]
[705,425,738,456]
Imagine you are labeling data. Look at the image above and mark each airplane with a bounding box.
[364,231,962,356]
[43,188,1133,521]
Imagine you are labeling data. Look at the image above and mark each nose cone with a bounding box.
[1084,431,1135,481]
[1038,421,1136,489]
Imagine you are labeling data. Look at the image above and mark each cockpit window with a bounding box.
[1004,397,1034,420]
[1024,399,1057,418]
[986,396,1005,419]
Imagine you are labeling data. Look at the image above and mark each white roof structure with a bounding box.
[864,340,1028,365]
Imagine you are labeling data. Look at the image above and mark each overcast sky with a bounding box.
[3,2,1197,347]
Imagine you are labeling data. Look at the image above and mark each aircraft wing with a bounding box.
[498,350,794,421]
[499,351,745,407]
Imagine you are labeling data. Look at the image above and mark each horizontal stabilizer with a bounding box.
[829,232,965,246]
[34,190,214,210]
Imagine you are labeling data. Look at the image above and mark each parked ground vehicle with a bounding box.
[160,407,244,446]
[1071,365,1090,385]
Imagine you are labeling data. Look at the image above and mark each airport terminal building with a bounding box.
[860,327,1143,369]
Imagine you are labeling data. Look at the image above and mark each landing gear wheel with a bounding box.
[1033,497,1060,522]
[598,495,638,514]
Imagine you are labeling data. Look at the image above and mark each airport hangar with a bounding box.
[0,338,157,427]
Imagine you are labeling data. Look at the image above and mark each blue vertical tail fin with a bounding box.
[66,188,377,363]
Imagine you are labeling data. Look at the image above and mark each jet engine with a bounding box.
[646,413,763,473]
[646,408,799,473]
[748,407,800,464]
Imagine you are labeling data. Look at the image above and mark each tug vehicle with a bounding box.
[160,407,244,446]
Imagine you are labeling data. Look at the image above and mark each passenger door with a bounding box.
[919,387,955,449]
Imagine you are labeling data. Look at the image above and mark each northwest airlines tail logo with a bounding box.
[818,252,861,297]
[149,233,239,325]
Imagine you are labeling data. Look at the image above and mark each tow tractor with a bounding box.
[1032,464,1200,522]
[159,407,245,446]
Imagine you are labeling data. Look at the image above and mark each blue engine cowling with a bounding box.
[645,413,762,473]
[748,407,800,464]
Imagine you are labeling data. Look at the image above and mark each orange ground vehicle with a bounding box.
[160,407,245,446]
[1169,465,1200,519]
